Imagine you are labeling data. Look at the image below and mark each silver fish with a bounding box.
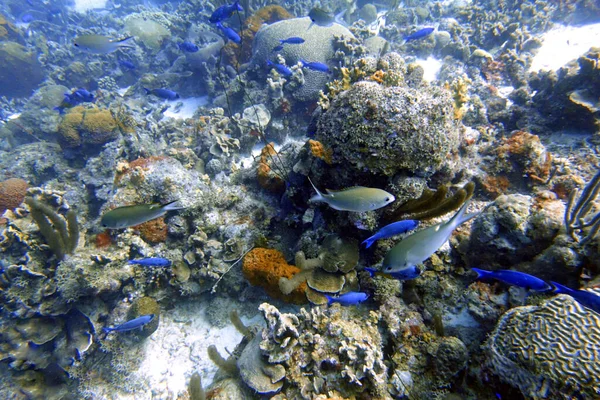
[74,35,134,54]
[101,200,184,229]
[383,199,478,273]
[308,178,395,212]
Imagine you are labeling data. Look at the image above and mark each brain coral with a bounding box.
[58,106,120,148]
[251,17,356,102]
[484,293,600,398]
[314,80,461,177]
[0,178,27,214]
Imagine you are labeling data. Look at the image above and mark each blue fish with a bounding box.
[128,257,171,267]
[209,0,243,23]
[271,45,284,52]
[365,266,422,280]
[300,60,330,73]
[325,291,369,306]
[551,282,600,314]
[472,268,552,292]
[280,37,305,45]
[144,88,180,100]
[216,22,241,43]
[119,60,136,70]
[266,60,293,77]
[179,41,199,53]
[404,27,435,42]
[104,314,155,333]
[54,88,95,113]
[362,220,419,249]
[21,14,35,23]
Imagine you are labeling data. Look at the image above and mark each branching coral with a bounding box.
[384,182,475,224]
[25,196,79,260]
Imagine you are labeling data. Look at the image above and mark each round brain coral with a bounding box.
[0,178,28,214]
[242,248,307,304]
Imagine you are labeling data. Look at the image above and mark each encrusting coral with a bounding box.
[242,248,307,304]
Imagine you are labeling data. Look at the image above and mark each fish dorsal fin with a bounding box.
[325,186,368,193]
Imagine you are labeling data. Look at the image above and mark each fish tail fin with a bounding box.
[161,200,185,211]
[114,36,135,49]
[143,88,151,95]
[234,1,243,11]
[324,295,333,304]
[307,177,324,203]
[362,236,375,249]
[471,267,491,280]
[448,198,477,229]
[103,327,112,334]
[551,281,572,295]
[279,39,285,44]
[364,268,376,277]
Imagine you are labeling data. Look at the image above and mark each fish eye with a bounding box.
[385,197,390,201]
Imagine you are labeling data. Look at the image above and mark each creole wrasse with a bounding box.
[325,291,369,306]
[362,219,419,249]
[74,35,134,54]
[551,282,600,314]
[472,268,552,292]
[128,257,171,267]
[104,314,155,333]
[101,200,185,229]
[383,199,478,273]
[308,177,395,212]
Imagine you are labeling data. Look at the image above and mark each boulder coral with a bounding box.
[242,248,307,304]
[0,41,44,97]
[57,106,120,149]
[0,178,28,215]
[314,79,461,177]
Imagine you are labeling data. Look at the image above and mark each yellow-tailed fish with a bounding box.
[383,199,478,273]
[308,177,395,212]
[101,200,184,229]
[74,35,134,54]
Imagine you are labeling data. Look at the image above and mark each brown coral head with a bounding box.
[0,178,28,214]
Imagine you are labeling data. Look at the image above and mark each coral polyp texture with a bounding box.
[484,293,600,398]
[0,178,28,214]
[314,79,461,177]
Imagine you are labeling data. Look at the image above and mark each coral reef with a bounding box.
[565,169,600,245]
[484,292,600,398]
[251,17,356,102]
[0,41,44,97]
[314,72,461,177]
[242,248,307,304]
[258,303,388,398]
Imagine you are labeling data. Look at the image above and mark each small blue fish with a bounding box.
[362,220,419,249]
[404,27,435,42]
[365,266,422,281]
[271,45,284,52]
[551,282,600,314]
[144,88,180,100]
[325,292,369,306]
[104,314,155,333]
[472,268,552,292]
[54,88,95,113]
[300,60,330,73]
[216,22,241,43]
[128,258,171,267]
[179,41,199,53]
[266,60,293,77]
[119,60,136,70]
[280,37,305,45]
[21,14,35,23]
[209,0,243,24]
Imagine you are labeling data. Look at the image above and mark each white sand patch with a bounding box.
[164,96,209,120]
[415,56,442,82]
[530,23,600,72]
[71,0,107,13]
[128,300,261,399]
